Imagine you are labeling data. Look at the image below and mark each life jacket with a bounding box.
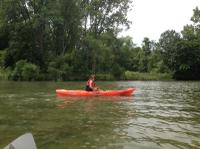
[86,79,95,88]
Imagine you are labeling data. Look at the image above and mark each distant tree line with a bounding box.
[0,0,200,81]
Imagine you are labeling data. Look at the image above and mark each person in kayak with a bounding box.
[85,74,99,91]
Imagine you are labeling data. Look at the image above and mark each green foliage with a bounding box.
[21,63,40,81]
[0,1,199,81]
[181,25,197,40]
[82,0,132,35]
[173,40,200,80]
[148,49,170,73]
[9,60,39,81]
[47,54,73,81]
[0,50,4,67]
[96,73,114,81]
[158,30,181,69]
[1,0,135,81]
[191,7,200,25]
[0,67,11,80]
[0,25,9,51]
[142,37,151,55]
[157,7,200,80]
[111,63,125,79]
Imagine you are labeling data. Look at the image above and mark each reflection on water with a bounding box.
[56,96,134,109]
[0,81,200,149]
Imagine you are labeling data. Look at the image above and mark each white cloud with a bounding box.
[121,0,200,46]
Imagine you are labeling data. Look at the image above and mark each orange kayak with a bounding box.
[56,88,135,97]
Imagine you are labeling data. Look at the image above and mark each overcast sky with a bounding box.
[121,0,200,46]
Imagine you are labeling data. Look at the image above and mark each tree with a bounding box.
[191,7,200,26]
[173,40,200,80]
[81,0,132,72]
[0,0,142,81]
[81,0,132,36]
[158,30,181,70]
[174,6,200,80]
[158,7,200,80]
[1,0,81,69]
[138,37,155,72]
[142,37,151,55]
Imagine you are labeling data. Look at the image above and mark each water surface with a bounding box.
[0,81,200,148]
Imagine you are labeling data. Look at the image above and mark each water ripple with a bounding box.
[0,81,200,149]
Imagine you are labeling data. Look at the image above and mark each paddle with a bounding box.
[4,133,37,149]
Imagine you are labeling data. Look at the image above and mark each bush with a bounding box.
[9,60,40,81]
[47,62,63,81]
[47,56,74,81]
[22,63,40,81]
[0,67,11,80]
[111,64,124,79]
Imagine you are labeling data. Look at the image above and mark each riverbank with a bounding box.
[0,68,172,81]
[96,71,173,81]
[96,71,172,81]
[123,71,173,81]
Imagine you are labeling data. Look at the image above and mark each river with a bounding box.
[0,81,200,149]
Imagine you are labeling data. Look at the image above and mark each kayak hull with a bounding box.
[56,88,135,97]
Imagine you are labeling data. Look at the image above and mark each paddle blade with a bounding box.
[4,133,37,149]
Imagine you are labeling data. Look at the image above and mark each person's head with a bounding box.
[90,74,96,80]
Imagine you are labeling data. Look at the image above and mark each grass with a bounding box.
[123,71,173,81]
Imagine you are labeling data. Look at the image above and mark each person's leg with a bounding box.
[86,86,93,91]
